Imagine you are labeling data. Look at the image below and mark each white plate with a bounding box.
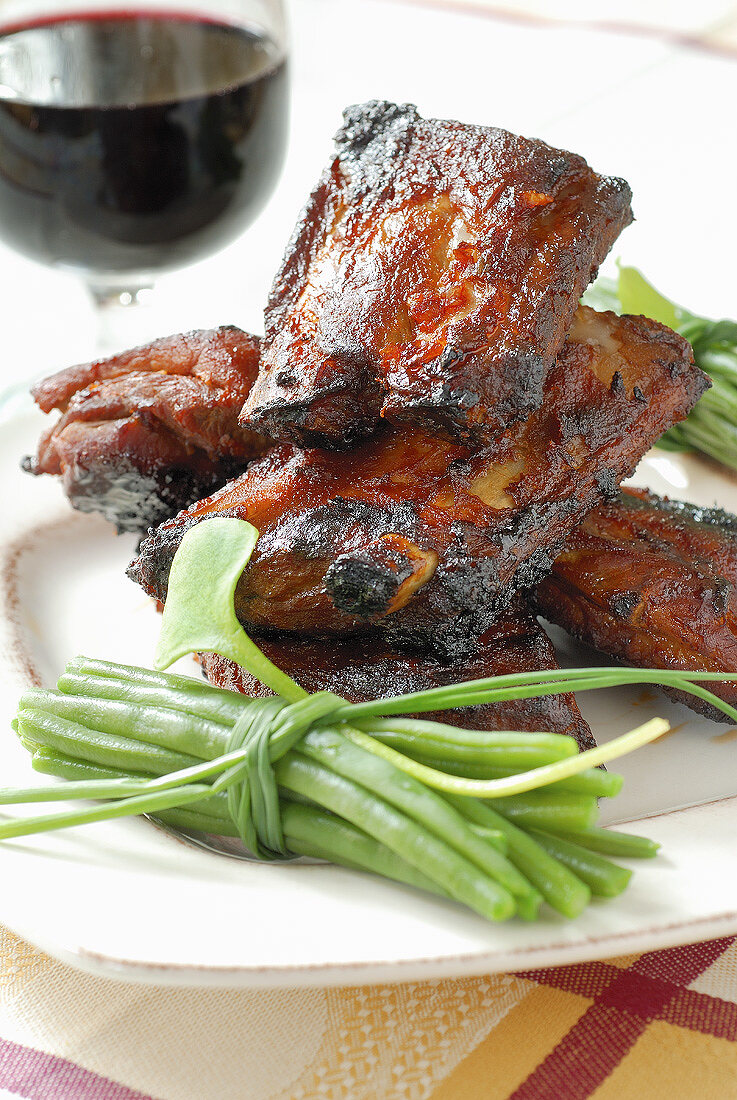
[2,399,737,988]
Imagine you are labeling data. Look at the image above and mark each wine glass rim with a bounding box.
[0,4,288,42]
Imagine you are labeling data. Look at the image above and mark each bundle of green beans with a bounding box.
[5,518,737,924]
[585,265,737,470]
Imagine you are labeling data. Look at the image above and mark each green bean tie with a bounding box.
[224,692,346,858]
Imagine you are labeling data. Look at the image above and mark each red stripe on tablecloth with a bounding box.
[509,937,736,1100]
[0,1036,154,1100]
[520,956,737,1037]
[631,936,735,981]
[509,1002,647,1100]
[664,986,737,1039]
[517,960,617,999]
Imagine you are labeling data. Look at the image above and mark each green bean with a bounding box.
[65,656,226,695]
[280,802,450,899]
[30,748,132,783]
[46,681,341,771]
[57,672,244,731]
[551,826,660,859]
[300,727,541,915]
[21,689,231,761]
[484,789,599,832]
[17,709,196,775]
[530,831,632,897]
[153,808,240,838]
[366,736,577,771]
[361,719,578,763]
[275,753,516,922]
[446,794,591,919]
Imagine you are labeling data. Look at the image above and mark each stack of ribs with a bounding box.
[26,102,723,746]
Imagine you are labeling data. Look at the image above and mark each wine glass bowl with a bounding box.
[0,0,289,341]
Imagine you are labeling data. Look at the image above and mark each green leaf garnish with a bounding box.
[616,265,683,329]
[154,517,306,703]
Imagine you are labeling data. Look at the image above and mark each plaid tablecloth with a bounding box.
[1,926,736,1099]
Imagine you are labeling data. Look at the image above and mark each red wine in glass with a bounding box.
[0,6,289,343]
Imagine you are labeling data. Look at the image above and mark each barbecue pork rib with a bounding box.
[534,487,737,722]
[200,598,596,751]
[24,328,267,533]
[240,100,633,448]
[131,307,707,655]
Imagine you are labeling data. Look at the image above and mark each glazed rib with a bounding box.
[534,488,737,721]
[200,598,596,751]
[131,307,707,654]
[241,100,633,448]
[24,328,267,532]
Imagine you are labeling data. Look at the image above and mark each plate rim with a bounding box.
[3,403,737,987]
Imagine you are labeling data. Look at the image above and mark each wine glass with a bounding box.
[0,0,289,349]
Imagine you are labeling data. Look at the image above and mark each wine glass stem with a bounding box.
[87,279,156,354]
